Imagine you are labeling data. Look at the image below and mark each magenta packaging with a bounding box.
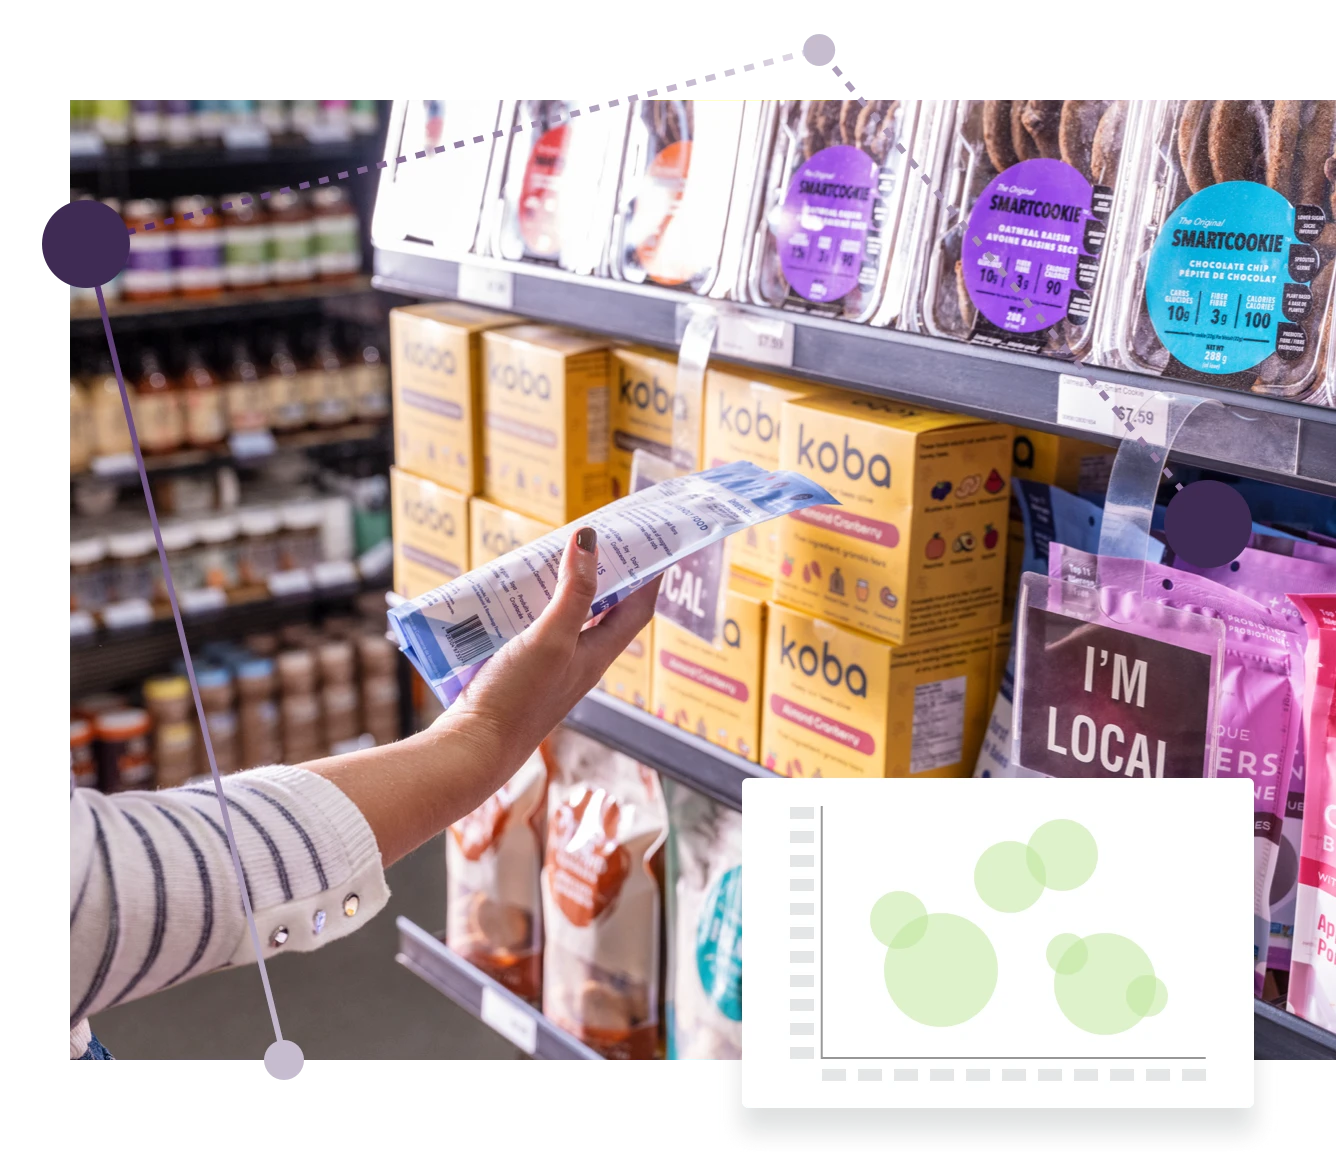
[1050,544,1304,996]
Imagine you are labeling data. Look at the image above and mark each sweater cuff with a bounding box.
[224,764,391,966]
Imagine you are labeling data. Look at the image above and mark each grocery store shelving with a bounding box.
[1253,999,1336,1059]
[69,137,383,177]
[69,275,401,333]
[566,689,773,810]
[373,249,1336,496]
[395,918,601,1060]
[70,579,381,698]
[73,420,391,486]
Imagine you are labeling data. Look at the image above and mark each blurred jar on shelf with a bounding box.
[155,523,201,600]
[88,356,133,458]
[319,640,360,748]
[131,100,162,145]
[70,536,109,613]
[265,331,307,431]
[95,708,153,792]
[196,666,239,775]
[70,718,98,789]
[134,348,184,454]
[348,330,389,421]
[162,100,195,146]
[221,194,271,289]
[171,196,224,297]
[181,344,228,448]
[71,379,94,472]
[237,657,281,768]
[312,186,361,280]
[237,507,282,586]
[121,200,174,301]
[279,502,323,570]
[224,338,269,433]
[305,328,353,427]
[95,100,130,145]
[267,189,315,285]
[107,529,156,604]
[196,516,240,590]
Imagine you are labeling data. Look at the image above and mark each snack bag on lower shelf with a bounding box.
[1286,594,1336,1031]
[445,749,548,1002]
[1048,544,1304,996]
[665,782,742,1059]
[541,728,667,1058]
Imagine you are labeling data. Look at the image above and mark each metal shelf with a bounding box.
[374,249,1336,495]
[70,136,381,176]
[70,580,380,698]
[1253,999,1336,1060]
[566,690,774,811]
[70,275,395,334]
[395,918,601,1060]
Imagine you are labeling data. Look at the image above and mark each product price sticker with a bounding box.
[457,262,515,310]
[674,303,795,369]
[1056,375,1168,446]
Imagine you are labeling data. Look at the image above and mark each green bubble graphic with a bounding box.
[1046,933,1087,974]
[871,892,997,1026]
[974,841,1046,912]
[1028,819,1098,891]
[870,891,927,948]
[1049,933,1166,1034]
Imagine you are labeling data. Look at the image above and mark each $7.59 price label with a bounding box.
[1056,375,1168,447]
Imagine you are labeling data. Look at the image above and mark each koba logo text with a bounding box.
[778,625,867,697]
[400,339,456,376]
[795,424,891,488]
[490,359,552,400]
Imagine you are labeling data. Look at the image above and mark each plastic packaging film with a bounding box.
[1106,100,1336,403]
[745,98,924,324]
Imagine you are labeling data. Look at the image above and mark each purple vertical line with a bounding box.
[95,285,285,1045]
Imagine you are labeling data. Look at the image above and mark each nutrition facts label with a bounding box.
[909,675,966,774]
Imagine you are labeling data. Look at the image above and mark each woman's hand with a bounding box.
[304,529,660,866]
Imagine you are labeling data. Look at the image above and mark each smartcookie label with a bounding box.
[962,158,1102,335]
[1145,180,1318,375]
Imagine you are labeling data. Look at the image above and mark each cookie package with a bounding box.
[541,727,667,1058]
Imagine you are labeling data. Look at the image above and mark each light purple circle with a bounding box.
[775,144,877,304]
[961,158,1100,334]
[264,1039,304,1080]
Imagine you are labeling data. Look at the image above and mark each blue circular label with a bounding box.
[695,864,742,1022]
[1145,181,1318,375]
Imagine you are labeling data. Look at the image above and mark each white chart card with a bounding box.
[742,777,1254,1109]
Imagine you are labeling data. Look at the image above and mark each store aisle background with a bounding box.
[90,836,519,1059]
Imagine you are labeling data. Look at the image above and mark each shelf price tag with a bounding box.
[180,587,227,615]
[102,599,154,629]
[228,430,277,461]
[715,312,794,368]
[90,453,137,476]
[223,124,270,150]
[267,569,313,598]
[457,263,515,310]
[479,986,539,1056]
[1056,375,1168,446]
[312,560,359,590]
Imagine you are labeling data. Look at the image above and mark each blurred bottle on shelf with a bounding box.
[221,194,272,289]
[171,196,225,297]
[313,186,361,280]
[134,347,184,454]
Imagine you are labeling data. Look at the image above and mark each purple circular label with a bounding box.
[962,158,1103,334]
[776,144,877,303]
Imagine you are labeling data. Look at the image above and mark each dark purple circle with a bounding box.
[42,200,129,288]
[1165,480,1252,569]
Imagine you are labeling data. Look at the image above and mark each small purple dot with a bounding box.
[473,135,484,143]
[395,157,406,165]
[280,186,291,194]
[433,146,444,154]
[746,64,757,72]
[318,176,329,184]
[261,191,272,199]
[145,222,156,231]
[357,165,368,174]
[183,212,194,220]
[338,170,350,177]
[299,181,310,190]
[666,85,677,93]
[704,75,715,83]
[453,142,464,149]
[203,205,214,214]
[647,89,658,97]
[764,58,775,66]
[375,161,387,169]
[240,195,252,205]
[222,201,233,210]
[415,150,426,158]
[163,217,175,226]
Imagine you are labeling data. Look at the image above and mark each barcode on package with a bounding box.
[443,614,494,665]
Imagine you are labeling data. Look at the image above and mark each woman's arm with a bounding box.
[71,528,658,1038]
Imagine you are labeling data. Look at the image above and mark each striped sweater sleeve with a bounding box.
[70,764,389,1054]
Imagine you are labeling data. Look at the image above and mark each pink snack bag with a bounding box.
[1285,593,1336,1031]
[1169,541,1336,974]
[1050,544,1304,994]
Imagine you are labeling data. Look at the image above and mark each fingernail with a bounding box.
[576,527,596,554]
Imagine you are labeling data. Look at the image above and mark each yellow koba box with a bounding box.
[1009,428,1114,494]
[467,497,553,568]
[760,602,992,780]
[391,468,470,601]
[599,619,654,710]
[482,325,611,526]
[776,393,1012,645]
[390,302,517,495]
[652,568,771,763]
[609,345,687,501]
[701,367,828,578]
